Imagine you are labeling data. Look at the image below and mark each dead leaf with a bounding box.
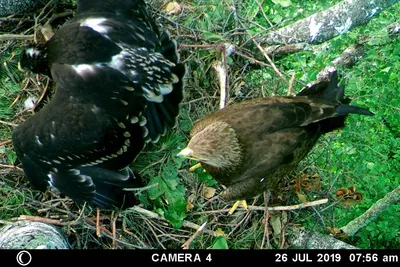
[336,187,350,197]
[186,201,194,212]
[326,226,348,239]
[269,215,282,236]
[164,1,182,15]
[309,175,321,190]
[295,191,308,203]
[203,186,216,199]
[281,211,288,225]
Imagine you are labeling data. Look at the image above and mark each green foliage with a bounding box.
[210,236,229,249]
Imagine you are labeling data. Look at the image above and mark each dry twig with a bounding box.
[182,221,207,249]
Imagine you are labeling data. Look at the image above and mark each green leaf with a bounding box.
[147,176,167,200]
[203,31,223,42]
[272,15,283,24]
[272,0,292,7]
[164,197,187,229]
[211,236,229,249]
[196,170,217,186]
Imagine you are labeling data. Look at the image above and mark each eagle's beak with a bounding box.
[177,147,193,158]
[18,62,24,72]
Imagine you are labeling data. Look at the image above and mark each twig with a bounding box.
[260,191,271,249]
[0,164,21,170]
[213,60,228,109]
[96,208,101,237]
[251,39,288,85]
[182,221,207,249]
[190,198,329,215]
[0,120,18,127]
[34,77,51,110]
[127,206,222,237]
[0,140,12,146]
[111,212,118,249]
[15,215,69,226]
[143,218,166,249]
[287,74,296,96]
[122,219,150,248]
[0,34,34,41]
[3,61,17,84]
[227,210,252,237]
[235,50,270,67]
[280,224,287,249]
[0,17,34,23]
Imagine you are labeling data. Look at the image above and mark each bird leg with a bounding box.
[189,162,202,172]
[228,200,248,215]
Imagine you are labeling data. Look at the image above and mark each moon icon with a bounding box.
[16,251,32,266]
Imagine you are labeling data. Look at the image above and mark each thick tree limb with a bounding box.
[260,0,399,46]
[289,228,358,249]
[0,220,70,249]
[340,185,400,236]
[0,0,37,16]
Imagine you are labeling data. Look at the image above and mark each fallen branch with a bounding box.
[341,185,400,236]
[260,0,400,45]
[289,228,358,249]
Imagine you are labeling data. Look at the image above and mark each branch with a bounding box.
[0,220,70,249]
[0,34,34,41]
[190,198,329,215]
[260,0,399,46]
[289,228,358,249]
[340,185,400,236]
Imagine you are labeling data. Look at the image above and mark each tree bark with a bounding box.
[0,220,70,249]
[289,228,358,249]
[260,0,399,46]
[0,0,37,16]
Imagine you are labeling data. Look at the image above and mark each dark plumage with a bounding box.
[13,0,185,208]
[178,71,373,205]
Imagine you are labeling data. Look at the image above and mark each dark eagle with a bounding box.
[13,0,185,208]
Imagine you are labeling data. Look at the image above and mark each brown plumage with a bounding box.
[178,71,374,203]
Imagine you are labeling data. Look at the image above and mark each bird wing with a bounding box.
[191,100,322,186]
[46,14,184,142]
[12,77,147,207]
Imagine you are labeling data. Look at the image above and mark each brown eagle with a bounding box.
[178,70,373,213]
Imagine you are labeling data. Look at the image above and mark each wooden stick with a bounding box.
[250,37,289,85]
[287,74,296,96]
[122,219,149,248]
[15,215,69,226]
[0,120,18,127]
[190,198,329,215]
[182,222,207,249]
[0,34,34,41]
[96,208,101,237]
[0,140,12,146]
